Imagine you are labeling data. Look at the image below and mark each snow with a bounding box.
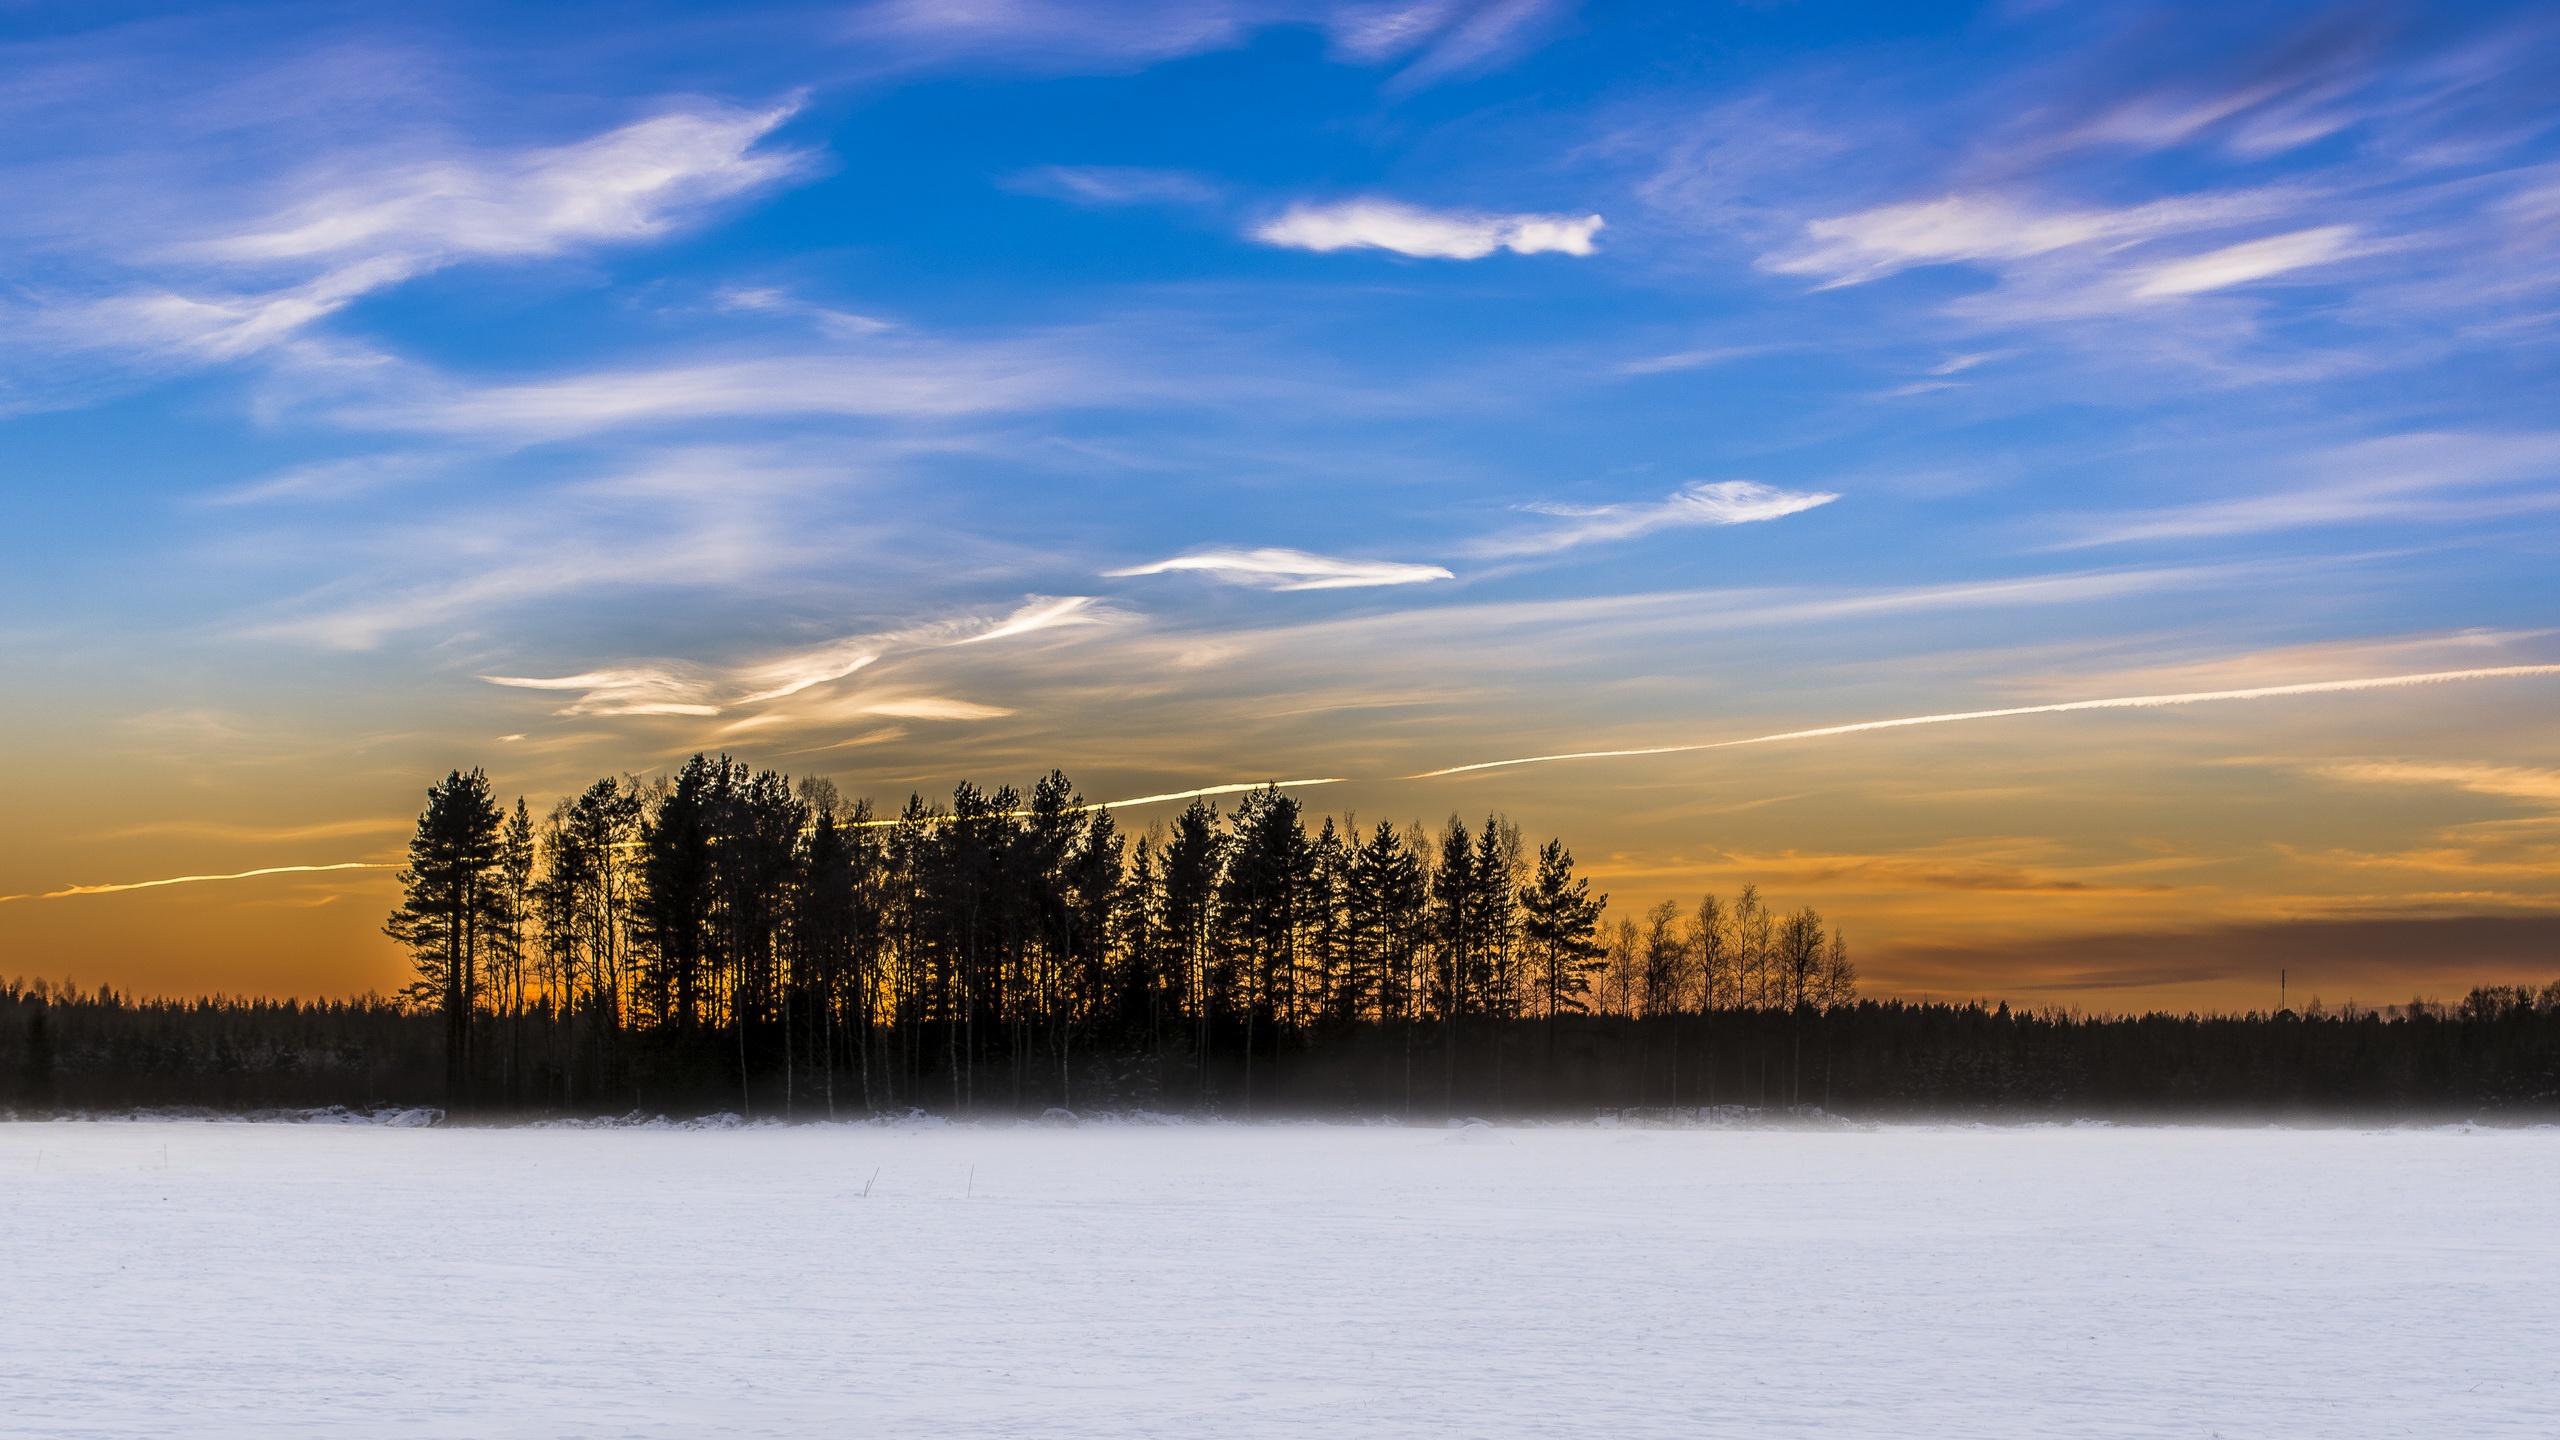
[6,1121,2556,1438]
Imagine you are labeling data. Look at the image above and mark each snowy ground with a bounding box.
[5,1119,2555,1438]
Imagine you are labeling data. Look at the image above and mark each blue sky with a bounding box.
[5,0,2558,1003]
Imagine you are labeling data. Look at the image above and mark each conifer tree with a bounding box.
[385,768,507,1103]
[1517,839,1606,1044]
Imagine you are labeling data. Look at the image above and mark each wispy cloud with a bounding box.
[1615,345,1769,375]
[1107,547,1455,590]
[1253,200,1603,259]
[73,105,805,364]
[1471,480,1837,557]
[852,696,1016,720]
[712,285,894,337]
[842,0,1571,87]
[1654,5,2560,390]
[337,349,1114,439]
[2129,225,2360,297]
[1762,190,2299,291]
[843,0,1272,71]
[2064,431,2560,547]
[1329,0,1574,90]
[481,596,1114,718]
[1003,165,1223,207]
[2306,760,2560,804]
[954,595,1113,643]
[198,106,803,268]
[481,666,725,717]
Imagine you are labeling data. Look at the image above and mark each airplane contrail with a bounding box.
[1414,664,2560,777]
[0,861,395,904]
[24,664,2554,893]
[842,777,1349,827]
[1088,779,1347,811]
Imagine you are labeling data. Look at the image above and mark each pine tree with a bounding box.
[1161,798,1224,1102]
[496,798,536,1102]
[639,755,727,1034]
[1516,840,1606,1059]
[385,768,507,1105]
[1222,786,1314,1112]
[1430,814,1477,1111]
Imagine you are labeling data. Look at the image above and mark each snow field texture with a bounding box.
[5,1121,2555,1438]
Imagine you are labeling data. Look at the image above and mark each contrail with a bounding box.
[1415,664,2560,778]
[31,664,2552,887]
[0,861,394,903]
[843,778,1349,827]
[1089,779,1347,811]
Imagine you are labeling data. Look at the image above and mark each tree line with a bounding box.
[12,975,2560,1118]
[15,757,2555,1119]
[382,757,1853,1116]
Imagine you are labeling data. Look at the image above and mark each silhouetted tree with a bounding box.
[384,768,508,1104]
[1518,840,1606,1063]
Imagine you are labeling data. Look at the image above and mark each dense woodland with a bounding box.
[7,758,2560,1119]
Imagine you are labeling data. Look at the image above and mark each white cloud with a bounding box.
[843,0,1568,86]
[2130,225,2358,296]
[1764,191,2285,289]
[1326,0,1568,90]
[729,644,882,705]
[1253,200,1603,259]
[855,696,1016,720]
[201,106,802,267]
[481,667,720,717]
[713,285,894,336]
[76,106,805,364]
[1473,480,1838,556]
[479,597,1112,719]
[1108,547,1455,590]
[1328,1,1464,61]
[955,595,1113,643]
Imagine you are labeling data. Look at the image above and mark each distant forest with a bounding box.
[7,757,2560,1119]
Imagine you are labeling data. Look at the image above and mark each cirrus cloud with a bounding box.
[1107,547,1456,590]
[1471,480,1839,557]
[1762,191,2291,290]
[2130,225,2359,297]
[480,596,1113,718]
[74,105,809,366]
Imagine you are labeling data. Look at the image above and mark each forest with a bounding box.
[7,758,2559,1119]
[372,758,1846,1117]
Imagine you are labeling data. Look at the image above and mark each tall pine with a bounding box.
[385,768,508,1105]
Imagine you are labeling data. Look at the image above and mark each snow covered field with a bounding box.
[6,1120,2555,1438]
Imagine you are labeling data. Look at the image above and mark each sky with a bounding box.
[3,0,2557,1011]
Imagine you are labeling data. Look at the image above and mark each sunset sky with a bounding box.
[3,0,2556,1011]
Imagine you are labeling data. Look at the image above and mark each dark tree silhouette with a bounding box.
[1519,839,1607,1041]
[384,768,508,1104]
